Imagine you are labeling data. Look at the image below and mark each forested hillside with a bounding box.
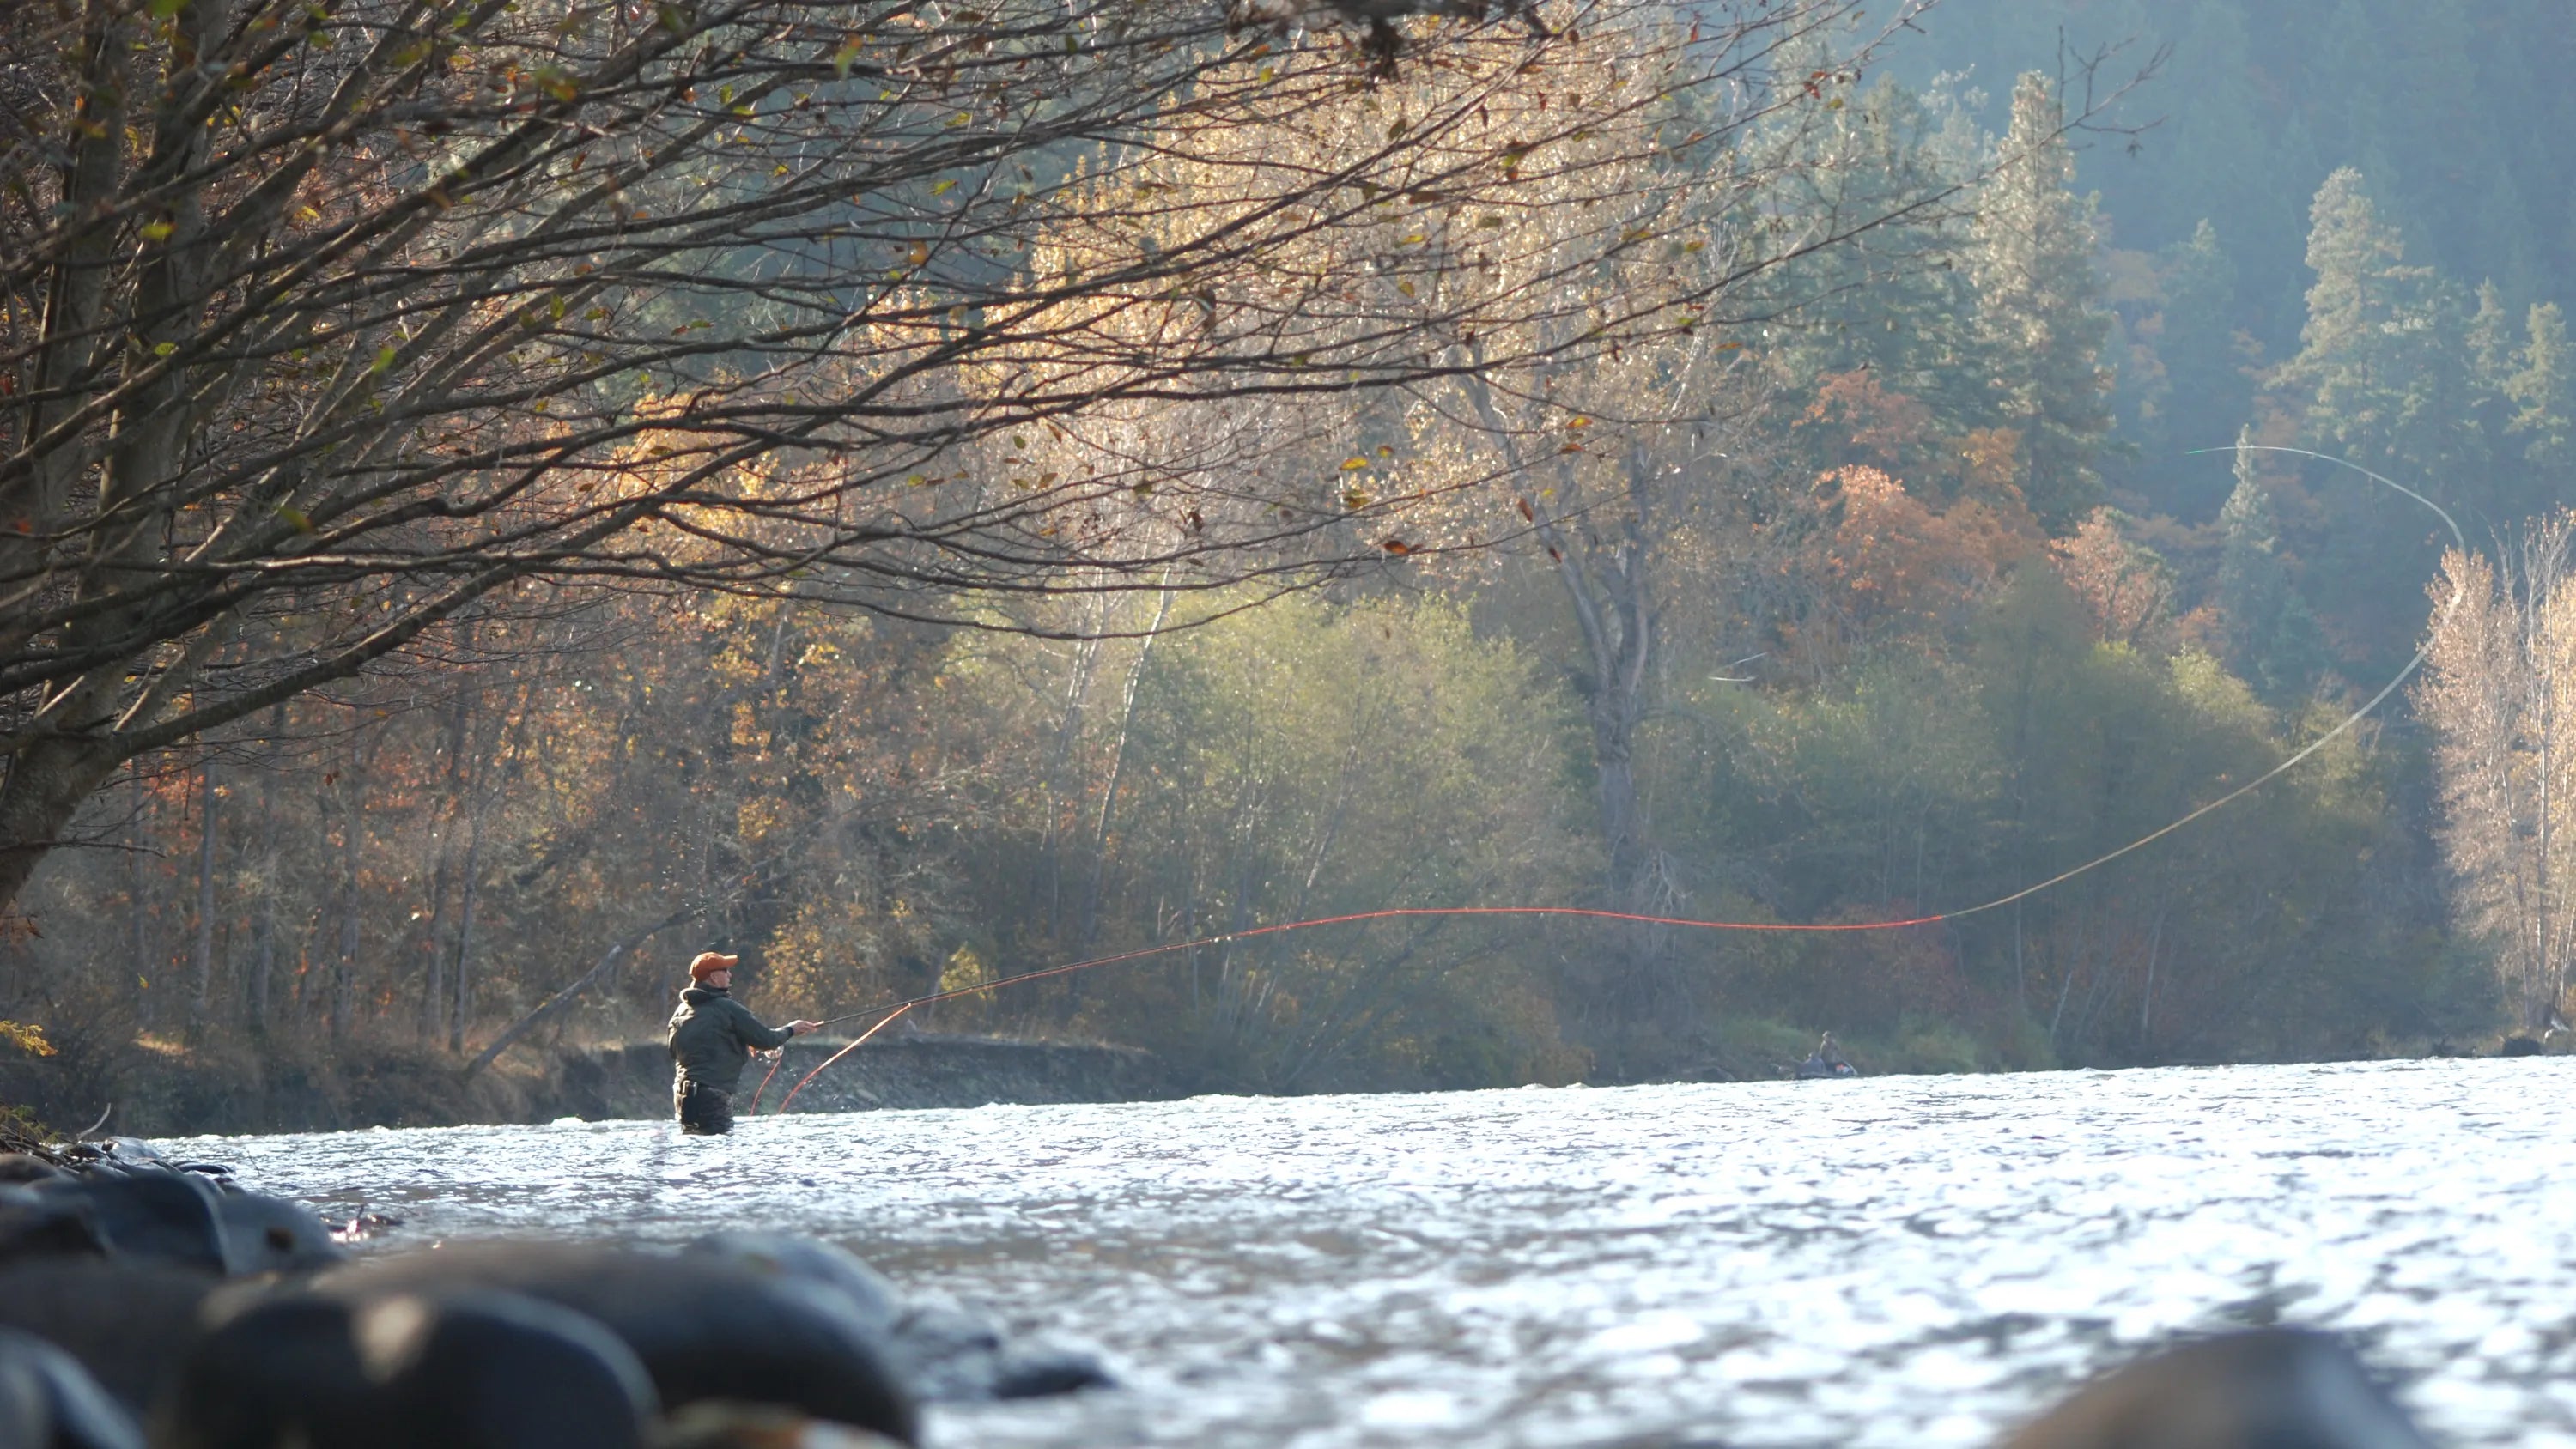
[1898,0,2576,523]
[6,0,2572,1127]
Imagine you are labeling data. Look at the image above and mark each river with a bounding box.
[176,1058,2576,1449]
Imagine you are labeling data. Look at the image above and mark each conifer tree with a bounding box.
[2284,168,2484,485]
[1764,76,1985,427]
[2507,302,2576,481]
[2215,433,2329,702]
[1971,73,2116,533]
[2152,220,2254,518]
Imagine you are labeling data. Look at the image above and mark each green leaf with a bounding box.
[277,506,314,533]
[371,344,397,373]
[139,220,175,242]
[151,341,178,357]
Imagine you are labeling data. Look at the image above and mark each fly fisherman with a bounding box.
[667,951,822,1135]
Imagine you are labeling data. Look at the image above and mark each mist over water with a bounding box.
[181,1059,2576,1448]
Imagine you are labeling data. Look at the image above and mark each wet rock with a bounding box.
[1998,1327,2432,1449]
[312,1243,917,1445]
[683,1232,1109,1404]
[28,1173,226,1275]
[0,1188,112,1268]
[878,1299,1111,1403]
[155,1289,655,1449]
[985,1344,1117,1400]
[0,1325,144,1449]
[651,1403,906,1449]
[3,1170,337,1277]
[2500,1035,2545,1058]
[205,1189,343,1275]
[684,1234,900,1333]
[0,1261,224,1412]
[0,1155,69,1186]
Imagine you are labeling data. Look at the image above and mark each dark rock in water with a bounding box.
[653,1402,907,1448]
[2500,1035,2545,1058]
[684,1232,1110,1403]
[1999,1327,2431,1449]
[205,1189,343,1276]
[155,1290,655,1449]
[0,1155,68,1186]
[987,1345,1117,1400]
[29,1173,226,1275]
[0,1325,144,1449]
[0,1188,112,1268]
[879,1299,1112,1403]
[11,1171,335,1277]
[685,1232,902,1332]
[312,1243,918,1445]
[0,1261,224,1412]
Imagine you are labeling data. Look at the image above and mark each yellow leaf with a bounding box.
[0,1021,56,1058]
[1339,457,1370,471]
[139,220,175,242]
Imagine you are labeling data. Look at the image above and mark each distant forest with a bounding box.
[7,0,2575,1127]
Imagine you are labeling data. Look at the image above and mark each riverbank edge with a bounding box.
[0,1030,1206,1137]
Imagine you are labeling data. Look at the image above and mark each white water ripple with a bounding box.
[175,1058,2576,1449]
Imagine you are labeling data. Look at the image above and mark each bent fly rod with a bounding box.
[751,448,2465,1116]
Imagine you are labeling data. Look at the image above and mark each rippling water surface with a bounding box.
[179,1059,2576,1448]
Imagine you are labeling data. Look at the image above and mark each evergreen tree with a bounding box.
[2214,432,2330,702]
[2151,220,2254,518]
[2506,302,2576,482]
[2469,282,2518,395]
[1760,76,1988,433]
[1971,73,2117,532]
[2283,169,2485,483]
[2284,168,2491,670]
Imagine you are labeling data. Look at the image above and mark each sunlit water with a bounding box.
[176,1059,2576,1448]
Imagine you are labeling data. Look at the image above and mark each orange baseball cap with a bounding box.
[689,951,739,982]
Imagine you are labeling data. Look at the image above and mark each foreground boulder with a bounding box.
[1999,1327,2433,1449]
[311,1242,918,1444]
[0,1261,224,1413]
[0,1326,143,1449]
[683,1231,1112,1403]
[0,1169,340,1279]
[155,1289,655,1449]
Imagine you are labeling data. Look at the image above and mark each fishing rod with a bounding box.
[756,447,2466,1116]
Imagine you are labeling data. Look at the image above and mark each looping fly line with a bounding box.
[754,447,2467,1117]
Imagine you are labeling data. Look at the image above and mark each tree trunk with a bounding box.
[1078,586,1174,950]
[450,811,482,1055]
[1457,373,1659,904]
[129,772,154,1030]
[191,761,218,1014]
[332,752,363,1040]
[251,753,280,1034]
[0,737,125,924]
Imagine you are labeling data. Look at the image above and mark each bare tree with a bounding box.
[2,0,1743,910]
[2420,519,2576,1030]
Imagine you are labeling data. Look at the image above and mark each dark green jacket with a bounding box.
[667,985,794,1094]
